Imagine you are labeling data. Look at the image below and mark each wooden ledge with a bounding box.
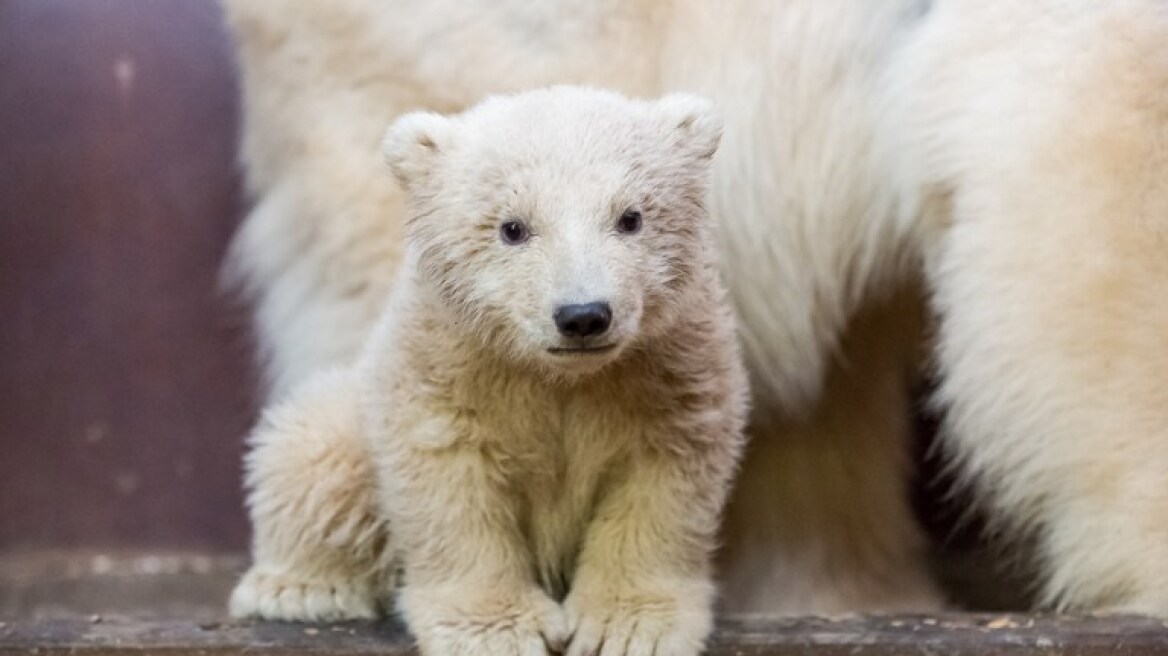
[3,614,1168,655]
[3,555,1167,655]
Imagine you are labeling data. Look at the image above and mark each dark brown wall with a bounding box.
[0,0,255,551]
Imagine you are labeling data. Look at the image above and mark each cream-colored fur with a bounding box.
[228,368,393,620]
[890,2,1168,612]
[233,87,749,656]
[222,0,1168,616]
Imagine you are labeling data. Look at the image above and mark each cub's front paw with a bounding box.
[229,567,382,621]
[564,581,713,656]
[403,586,568,656]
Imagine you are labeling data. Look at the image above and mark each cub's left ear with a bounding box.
[654,93,722,161]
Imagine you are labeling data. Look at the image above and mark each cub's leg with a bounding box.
[909,0,1168,613]
[565,390,745,656]
[373,421,568,656]
[229,369,393,620]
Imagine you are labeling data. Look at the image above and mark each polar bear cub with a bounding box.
[372,86,747,656]
[232,86,749,656]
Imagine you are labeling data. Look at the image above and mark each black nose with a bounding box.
[554,302,612,338]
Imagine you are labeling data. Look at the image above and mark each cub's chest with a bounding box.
[439,368,664,595]
[472,385,641,484]
[498,392,644,598]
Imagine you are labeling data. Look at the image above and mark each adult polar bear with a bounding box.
[223,0,1168,615]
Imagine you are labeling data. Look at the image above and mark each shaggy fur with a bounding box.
[229,368,393,619]
[232,88,750,656]
[222,0,1168,616]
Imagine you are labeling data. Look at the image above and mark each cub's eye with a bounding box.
[499,220,530,245]
[616,209,642,235]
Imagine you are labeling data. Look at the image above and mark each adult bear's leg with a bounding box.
[903,0,1168,612]
[718,284,943,615]
[689,0,944,614]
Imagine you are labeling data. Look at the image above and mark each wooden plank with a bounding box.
[3,615,1168,655]
[6,553,1166,654]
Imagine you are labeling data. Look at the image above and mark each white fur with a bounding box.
[890,1,1168,612]
[223,0,1168,615]
[228,368,394,621]
[234,87,750,656]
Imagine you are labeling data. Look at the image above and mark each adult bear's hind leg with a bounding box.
[913,0,1168,613]
[718,285,944,615]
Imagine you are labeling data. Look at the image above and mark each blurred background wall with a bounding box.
[0,0,254,555]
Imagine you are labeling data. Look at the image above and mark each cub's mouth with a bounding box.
[547,344,618,356]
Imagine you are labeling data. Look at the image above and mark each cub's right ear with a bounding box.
[382,111,451,189]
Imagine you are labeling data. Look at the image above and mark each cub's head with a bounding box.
[384,86,721,378]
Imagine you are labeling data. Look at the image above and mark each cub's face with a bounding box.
[385,87,721,378]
